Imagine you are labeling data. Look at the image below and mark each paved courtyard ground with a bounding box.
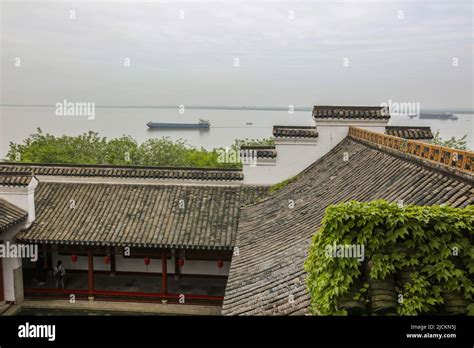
[17,300,222,316]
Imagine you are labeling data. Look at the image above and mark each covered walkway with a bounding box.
[23,269,226,306]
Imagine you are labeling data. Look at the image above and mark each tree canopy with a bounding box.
[6,128,273,168]
[432,130,469,151]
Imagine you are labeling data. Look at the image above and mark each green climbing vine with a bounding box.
[269,174,299,193]
[304,200,473,315]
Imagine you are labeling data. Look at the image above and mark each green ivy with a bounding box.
[304,200,473,315]
[269,174,299,193]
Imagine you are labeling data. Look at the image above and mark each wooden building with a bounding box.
[0,105,472,314]
[0,165,266,305]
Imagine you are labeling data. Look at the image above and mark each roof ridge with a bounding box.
[273,125,318,138]
[385,126,432,130]
[0,163,243,181]
[314,105,385,109]
[273,125,317,128]
[0,162,241,172]
[0,171,34,186]
[0,198,28,232]
[313,105,390,120]
[0,170,33,176]
[240,145,276,149]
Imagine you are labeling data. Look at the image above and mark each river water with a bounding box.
[0,106,472,159]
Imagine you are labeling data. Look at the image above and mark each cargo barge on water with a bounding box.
[146,119,210,129]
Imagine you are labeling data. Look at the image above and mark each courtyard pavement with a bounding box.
[19,299,222,315]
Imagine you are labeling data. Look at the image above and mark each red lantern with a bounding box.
[104,255,110,264]
[71,254,78,263]
[144,257,150,266]
[178,257,185,267]
[217,260,224,269]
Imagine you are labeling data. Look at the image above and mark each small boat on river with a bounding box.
[412,113,458,120]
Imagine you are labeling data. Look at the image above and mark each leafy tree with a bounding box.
[104,136,140,165]
[138,137,200,167]
[432,130,469,150]
[7,128,107,164]
[6,129,272,168]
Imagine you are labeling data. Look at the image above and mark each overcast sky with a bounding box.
[1,0,473,109]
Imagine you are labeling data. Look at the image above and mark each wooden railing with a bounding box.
[24,288,224,306]
[348,127,474,175]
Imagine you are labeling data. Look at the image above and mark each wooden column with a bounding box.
[161,253,168,304]
[110,247,116,277]
[0,258,4,302]
[87,249,94,301]
[46,244,52,270]
[174,249,180,280]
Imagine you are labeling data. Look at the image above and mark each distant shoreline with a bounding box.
[1,104,473,114]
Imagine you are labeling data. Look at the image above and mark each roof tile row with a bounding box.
[0,164,243,181]
[313,106,390,120]
[385,126,434,140]
[273,126,318,138]
[0,172,34,186]
[18,183,268,249]
[240,146,277,159]
[0,198,28,232]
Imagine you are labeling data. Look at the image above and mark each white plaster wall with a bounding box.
[2,255,22,302]
[52,252,164,273]
[242,123,388,186]
[0,179,38,302]
[273,141,320,183]
[359,125,387,133]
[27,182,36,223]
[0,178,38,225]
[52,252,113,272]
[179,260,230,276]
[242,135,341,186]
[315,126,349,160]
[314,124,387,163]
[115,253,169,273]
[242,162,280,186]
[242,141,318,186]
[1,223,27,302]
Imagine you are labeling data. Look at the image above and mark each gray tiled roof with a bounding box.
[385,126,434,140]
[0,172,34,186]
[240,146,277,159]
[18,183,267,249]
[0,198,28,232]
[0,163,243,181]
[222,138,473,315]
[313,105,390,120]
[273,126,318,138]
